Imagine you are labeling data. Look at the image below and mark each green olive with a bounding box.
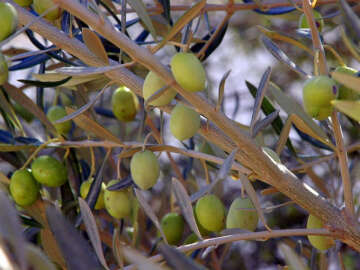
[306,214,335,251]
[10,169,39,206]
[183,233,199,245]
[160,212,185,245]
[334,66,360,100]
[143,71,177,106]
[195,194,225,232]
[111,86,139,122]
[14,0,33,7]
[171,52,206,92]
[303,76,338,120]
[226,197,258,231]
[104,180,132,219]
[130,150,160,190]
[0,3,18,42]
[46,105,72,135]
[80,179,106,210]
[0,52,9,85]
[13,103,34,122]
[298,10,324,32]
[33,0,61,21]
[31,155,67,187]
[170,104,200,141]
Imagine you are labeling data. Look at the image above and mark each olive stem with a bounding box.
[331,111,355,217]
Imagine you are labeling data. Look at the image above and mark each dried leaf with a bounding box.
[78,198,110,270]
[134,188,168,244]
[331,100,360,122]
[66,107,123,144]
[154,0,206,52]
[331,70,360,94]
[82,28,109,64]
[172,178,202,240]
[216,69,231,112]
[239,174,270,231]
[278,242,309,270]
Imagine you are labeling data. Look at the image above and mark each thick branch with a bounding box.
[5,0,360,251]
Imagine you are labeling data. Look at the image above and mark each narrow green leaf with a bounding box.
[128,0,157,40]
[33,72,101,88]
[216,69,231,112]
[19,76,72,88]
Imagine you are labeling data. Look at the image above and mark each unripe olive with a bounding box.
[130,150,160,190]
[299,10,324,32]
[111,86,139,122]
[302,76,338,120]
[0,52,9,85]
[160,212,185,245]
[170,104,200,141]
[193,207,210,236]
[226,197,258,231]
[195,194,225,232]
[171,52,206,92]
[31,155,67,187]
[104,180,132,219]
[10,169,39,206]
[0,3,18,42]
[183,233,199,245]
[14,0,33,7]
[143,71,177,106]
[33,0,61,21]
[306,214,335,251]
[334,66,360,100]
[46,105,72,135]
[14,103,34,122]
[80,179,105,210]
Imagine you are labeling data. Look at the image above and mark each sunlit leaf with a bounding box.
[331,100,360,122]
[122,245,168,270]
[172,178,202,240]
[331,70,360,94]
[82,28,109,64]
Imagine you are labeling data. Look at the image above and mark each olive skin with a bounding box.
[0,53,8,85]
[14,0,33,7]
[10,169,39,206]
[111,86,139,122]
[171,53,206,92]
[299,10,324,32]
[33,0,61,21]
[31,155,67,187]
[143,71,177,106]
[104,180,132,219]
[80,179,106,210]
[195,194,225,232]
[306,214,335,251]
[226,197,258,231]
[46,105,72,135]
[334,66,360,100]
[170,104,200,141]
[160,212,185,245]
[302,76,338,120]
[130,150,160,190]
[0,3,18,42]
